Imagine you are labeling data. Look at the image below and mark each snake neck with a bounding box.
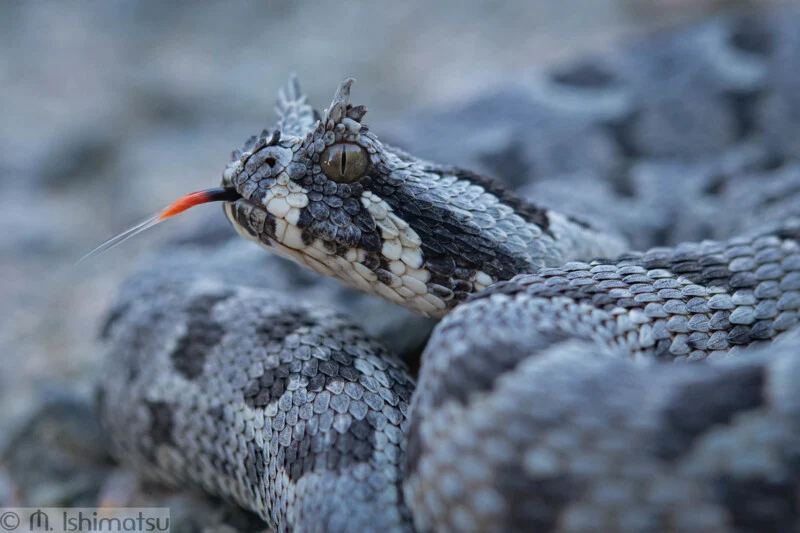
[359,156,629,304]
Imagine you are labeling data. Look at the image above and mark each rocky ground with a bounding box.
[0,0,791,530]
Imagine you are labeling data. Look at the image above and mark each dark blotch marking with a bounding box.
[496,467,576,533]
[682,263,735,288]
[105,308,166,382]
[301,227,316,246]
[243,310,317,409]
[231,200,276,246]
[297,206,314,229]
[244,440,267,486]
[145,400,176,453]
[243,361,292,409]
[635,248,738,291]
[404,415,424,478]
[231,200,278,246]
[604,112,642,161]
[653,338,673,361]
[567,214,592,229]
[240,312,388,483]
[263,212,277,242]
[652,365,765,461]
[714,475,800,533]
[286,422,378,482]
[289,388,379,482]
[93,387,107,423]
[280,174,384,263]
[203,405,240,479]
[760,181,800,208]
[360,228,382,252]
[171,292,232,380]
[469,273,634,315]
[776,227,800,243]
[432,330,574,409]
[100,302,130,339]
[722,15,773,139]
[223,510,270,533]
[241,314,378,481]
[725,91,763,141]
[360,163,547,297]
[429,166,552,235]
[362,252,381,271]
[231,201,256,237]
[284,381,381,482]
[256,309,316,344]
[702,172,729,197]
[728,15,774,56]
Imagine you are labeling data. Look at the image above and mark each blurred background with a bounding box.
[0,0,795,511]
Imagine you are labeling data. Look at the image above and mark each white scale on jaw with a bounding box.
[227,170,455,317]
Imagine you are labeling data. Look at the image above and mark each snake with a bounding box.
[96,11,800,533]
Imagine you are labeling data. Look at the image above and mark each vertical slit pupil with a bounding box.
[340,148,347,176]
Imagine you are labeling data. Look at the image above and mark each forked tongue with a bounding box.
[77,187,240,264]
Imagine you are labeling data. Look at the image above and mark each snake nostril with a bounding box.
[265,157,277,167]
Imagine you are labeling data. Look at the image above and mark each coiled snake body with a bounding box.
[98,12,800,533]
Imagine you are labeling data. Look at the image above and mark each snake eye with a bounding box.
[320,143,368,183]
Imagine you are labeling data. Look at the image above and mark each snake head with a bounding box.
[220,77,464,316]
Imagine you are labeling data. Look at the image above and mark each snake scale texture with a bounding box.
[97,10,800,533]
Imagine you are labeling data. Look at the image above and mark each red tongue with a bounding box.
[77,187,241,264]
[158,187,241,220]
